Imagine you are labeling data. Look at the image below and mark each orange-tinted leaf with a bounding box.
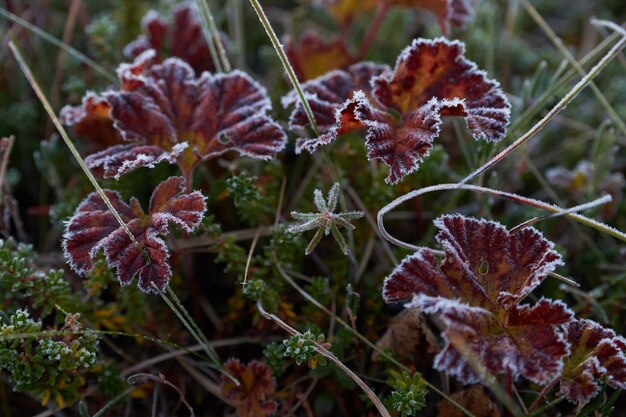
[286,31,354,81]
[558,319,626,404]
[283,62,390,154]
[124,1,229,73]
[78,52,285,179]
[436,385,501,417]
[63,177,206,293]
[59,92,120,149]
[383,215,571,384]
[220,359,277,417]
[372,38,510,143]
[284,38,510,183]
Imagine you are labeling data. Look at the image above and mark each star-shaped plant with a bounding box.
[288,183,363,255]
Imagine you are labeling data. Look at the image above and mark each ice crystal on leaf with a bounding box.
[220,359,277,417]
[63,177,206,294]
[383,214,572,384]
[284,38,510,183]
[124,1,229,73]
[288,183,363,255]
[557,319,626,405]
[285,31,354,81]
[72,50,285,180]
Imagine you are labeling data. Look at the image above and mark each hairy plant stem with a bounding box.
[8,41,141,251]
[0,8,116,83]
[195,0,231,72]
[256,301,392,417]
[462,28,626,184]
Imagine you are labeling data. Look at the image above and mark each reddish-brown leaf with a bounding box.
[59,92,120,149]
[285,31,354,81]
[124,1,229,73]
[76,51,285,179]
[220,359,277,417]
[283,38,510,183]
[558,319,626,404]
[283,62,390,154]
[417,296,572,384]
[389,0,474,35]
[63,177,206,293]
[383,215,571,384]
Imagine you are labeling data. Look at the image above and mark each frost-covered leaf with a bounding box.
[76,52,285,179]
[283,62,389,153]
[384,215,562,309]
[558,319,626,405]
[285,31,354,81]
[124,1,230,73]
[220,359,277,417]
[383,215,571,385]
[283,38,510,183]
[415,295,572,384]
[59,92,120,149]
[63,177,206,293]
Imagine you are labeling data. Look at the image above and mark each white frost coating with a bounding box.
[433,213,564,305]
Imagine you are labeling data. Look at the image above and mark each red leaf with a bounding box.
[417,295,572,384]
[63,177,206,293]
[283,38,510,183]
[384,215,562,309]
[383,214,571,384]
[78,52,285,179]
[283,62,390,154]
[124,2,229,73]
[59,92,121,149]
[558,319,626,404]
[220,359,277,417]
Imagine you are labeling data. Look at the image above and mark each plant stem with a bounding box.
[356,4,389,60]
[247,0,319,136]
[0,8,116,83]
[529,378,559,411]
[461,30,626,184]
[8,40,141,250]
[195,0,231,72]
[377,183,626,249]
[90,387,136,417]
[256,301,392,417]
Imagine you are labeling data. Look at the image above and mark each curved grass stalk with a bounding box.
[0,8,116,83]
[461,26,626,184]
[256,301,392,417]
[377,183,626,250]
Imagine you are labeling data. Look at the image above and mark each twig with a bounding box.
[255,301,392,417]
[127,373,195,417]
